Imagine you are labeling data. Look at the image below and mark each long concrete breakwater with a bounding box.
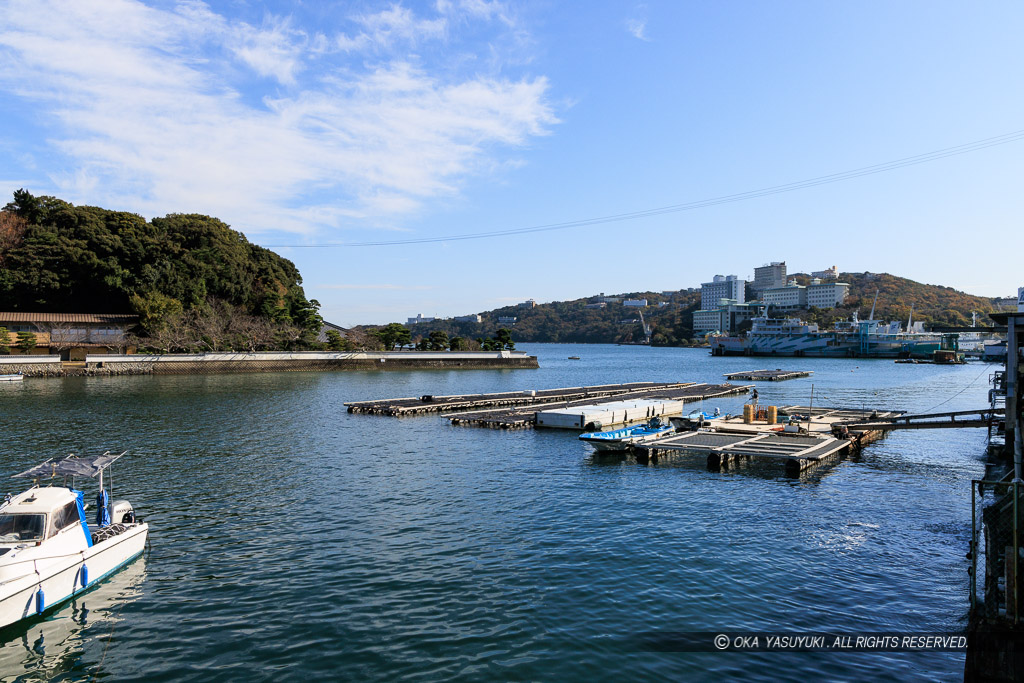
[0,351,539,376]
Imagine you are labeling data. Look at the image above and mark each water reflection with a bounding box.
[0,558,147,680]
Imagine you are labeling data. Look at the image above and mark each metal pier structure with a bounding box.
[723,369,813,382]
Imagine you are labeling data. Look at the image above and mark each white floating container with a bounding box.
[535,399,687,430]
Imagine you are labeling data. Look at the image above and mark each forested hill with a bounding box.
[380,272,1004,347]
[0,190,320,338]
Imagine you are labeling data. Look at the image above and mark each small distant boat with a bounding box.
[568,356,580,360]
[579,417,673,452]
[0,373,23,382]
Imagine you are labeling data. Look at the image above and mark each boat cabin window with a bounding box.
[51,500,82,534]
[0,513,46,542]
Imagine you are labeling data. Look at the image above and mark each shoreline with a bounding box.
[0,351,539,376]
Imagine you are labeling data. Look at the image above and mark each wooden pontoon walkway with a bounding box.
[449,382,751,430]
[723,369,813,381]
[346,382,694,416]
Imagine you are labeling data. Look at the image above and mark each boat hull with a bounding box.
[710,333,942,358]
[0,523,148,629]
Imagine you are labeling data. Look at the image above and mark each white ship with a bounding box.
[710,313,945,358]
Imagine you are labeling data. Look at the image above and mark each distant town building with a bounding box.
[811,265,839,280]
[701,275,745,310]
[453,314,482,323]
[995,297,1019,310]
[598,296,622,303]
[518,299,536,308]
[693,302,761,335]
[762,283,807,310]
[807,282,849,308]
[584,302,607,309]
[623,299,648,307]
[752,261,787,293]
[407,314,436,325]
[497,316,518,324]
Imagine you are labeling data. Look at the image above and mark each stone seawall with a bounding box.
[78,352,539,376]
[0,356,64,376]
[0,362,64,376]
[85,356,539,375]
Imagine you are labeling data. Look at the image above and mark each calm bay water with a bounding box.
[0,344,994,681]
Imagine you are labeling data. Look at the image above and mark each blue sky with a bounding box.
[1,1,1021,326]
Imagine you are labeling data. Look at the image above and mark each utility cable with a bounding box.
[262,128,1024,248]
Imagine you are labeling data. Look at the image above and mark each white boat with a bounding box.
[0,451,148,629]
[0,373,23,382]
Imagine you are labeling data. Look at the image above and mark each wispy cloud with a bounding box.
[626,18,649,41]
[0,0,557,235]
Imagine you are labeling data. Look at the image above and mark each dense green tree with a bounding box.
[0,191,322,344]
[374,323,411,350]
[325,329,350,351]
[428,330,449,351]
[15,331,36,352]
[0,326,9,354]
[449,336,468,351]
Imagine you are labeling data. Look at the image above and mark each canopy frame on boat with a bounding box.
[14,451,128,480]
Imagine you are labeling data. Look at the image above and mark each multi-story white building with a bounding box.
[453,314,482,323]
[693,309,726,335]
[752,262,786,293]
[762,283,807,310]
[693,302,761,335]
[811,266,839,280]
[623,299,648,307]
[407,314,436,324]
[584,302,607,309]
[701,275,745,310]
[497,316,517,324]
[806,282,849,308]
[518,299,536,308]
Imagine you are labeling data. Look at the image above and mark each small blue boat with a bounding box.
[579,417,674,452]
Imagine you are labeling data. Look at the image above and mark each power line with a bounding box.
[262,128,1024,248]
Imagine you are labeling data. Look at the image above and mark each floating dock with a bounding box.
[345,382,694,416]
[635,431,851,477]
[450,383,751,430]
[632,405,902,476]
[723,369,813,381]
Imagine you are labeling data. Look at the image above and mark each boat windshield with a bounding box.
[0,513,46,543]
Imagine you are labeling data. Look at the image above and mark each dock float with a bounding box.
[723,369,813,381]
[632,405,903,476]
[345,382,694,417]
[450,383,751,430]
[635,431,850,477]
